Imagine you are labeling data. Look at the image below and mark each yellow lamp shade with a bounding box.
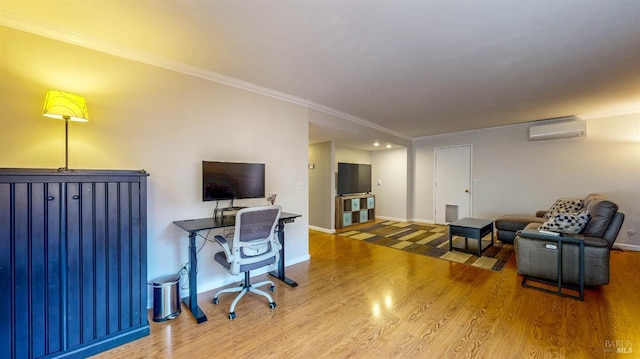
[42,90,89,122]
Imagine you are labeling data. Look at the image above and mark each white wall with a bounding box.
[336,147,372,165]
[334,147,410,223]
[372,148,408,221]
[308,141,334,230]
[412,114,640,246]
[0,25,310,305]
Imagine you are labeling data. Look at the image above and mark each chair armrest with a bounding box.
[214,235,234,262]
[273,230,283,251]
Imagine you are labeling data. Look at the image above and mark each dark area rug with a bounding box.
[338,221,513,272]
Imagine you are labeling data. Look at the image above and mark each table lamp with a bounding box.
[42,90,89,171]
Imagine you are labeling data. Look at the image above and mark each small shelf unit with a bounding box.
[336,194,375,229]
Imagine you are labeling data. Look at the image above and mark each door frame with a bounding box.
[433,144,473,224]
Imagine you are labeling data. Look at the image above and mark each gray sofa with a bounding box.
[510,194,624,286]
[495,212,547,244]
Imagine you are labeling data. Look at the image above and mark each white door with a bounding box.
[434,145,472,224]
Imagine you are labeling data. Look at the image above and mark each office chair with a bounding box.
[212,205,282,319]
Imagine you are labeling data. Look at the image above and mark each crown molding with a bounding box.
[412,117,577,142]
[306,102,411,140]
[1,10,409,141]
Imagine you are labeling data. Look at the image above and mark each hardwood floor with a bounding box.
[94,225,640,358]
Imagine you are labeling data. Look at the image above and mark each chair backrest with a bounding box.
[228,205,282,275]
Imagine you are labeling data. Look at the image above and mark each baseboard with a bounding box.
[287,254,312,266]
[376,216,409,222]
[409,218,435,224]
[309,225,335,234]
[58,325,150,358]
[613,243,640,252]
[190,254,311,297]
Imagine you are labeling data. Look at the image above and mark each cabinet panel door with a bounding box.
[66,182,83,348]
[360,210,368,223]
[45,183,64,356]
[343,212,352,226]
[0,183,10,357]
[65,181,145,348]
[118,183,132,329]
[129,182,145,327]
[0,182,64,359]
[12,183,32,358]
[93,182,109,339]
[79,182,97,343]
[367,197,375,209]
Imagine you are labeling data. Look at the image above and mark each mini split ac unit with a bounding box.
[528,120,587,140]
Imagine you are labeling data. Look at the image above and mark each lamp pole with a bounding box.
[63,116,69,172]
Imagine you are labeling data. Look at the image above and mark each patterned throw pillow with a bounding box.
[540,211,591,234]
[544,198,584,219]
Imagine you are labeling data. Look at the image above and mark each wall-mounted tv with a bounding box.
[337,162,372,195]
[202,161,265,201]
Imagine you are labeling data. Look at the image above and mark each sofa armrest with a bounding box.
[518,227,609,248]
[535,210,548,218]
[580,236,609,248]
[519,228,568,241]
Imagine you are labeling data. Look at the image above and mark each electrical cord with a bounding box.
[180,227,235,290]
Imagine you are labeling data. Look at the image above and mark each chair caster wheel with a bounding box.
[270,285,275,292]
[229,312,236,320]
[269,302,276,309]
[213,297,219,305]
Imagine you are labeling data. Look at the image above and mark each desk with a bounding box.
[173,212,301,324]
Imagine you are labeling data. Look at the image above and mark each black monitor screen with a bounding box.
[202,161,265,201]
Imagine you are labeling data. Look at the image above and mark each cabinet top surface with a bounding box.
[336,193,374,198]
[0,168,149,177]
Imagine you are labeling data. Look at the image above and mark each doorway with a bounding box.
[434,145,472,224]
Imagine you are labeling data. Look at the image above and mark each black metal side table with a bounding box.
[519,228,585,301]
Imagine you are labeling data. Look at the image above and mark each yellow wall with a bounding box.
[0,25,311,301]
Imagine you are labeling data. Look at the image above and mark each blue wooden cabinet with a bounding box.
[0,169,149,358]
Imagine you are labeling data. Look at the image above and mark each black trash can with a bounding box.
[152,273,181,322]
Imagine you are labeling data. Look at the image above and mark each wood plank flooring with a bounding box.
[94,225,640,358]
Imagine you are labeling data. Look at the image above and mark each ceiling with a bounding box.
[2,0,640,150]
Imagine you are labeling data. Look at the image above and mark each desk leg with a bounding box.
[269,220,299,287]
[183,231,207,324]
